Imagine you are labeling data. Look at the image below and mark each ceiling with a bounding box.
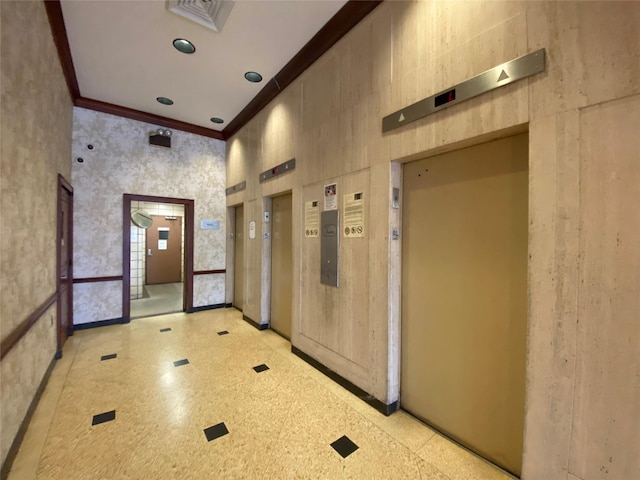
[53,0,379,140]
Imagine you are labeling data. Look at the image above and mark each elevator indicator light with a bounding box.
[435,89,456,108]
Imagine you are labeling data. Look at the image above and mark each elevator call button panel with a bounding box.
[321,210,339,287]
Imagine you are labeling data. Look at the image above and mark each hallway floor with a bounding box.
[130,282,183,319]
[8,309,513,480]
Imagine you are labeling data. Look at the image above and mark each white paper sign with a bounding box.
[304,200,319,237]
[343,192,365,238]
[158,239,168,250]
[324,183,337,211]
[249,221,256,239]
[201,220,221,230]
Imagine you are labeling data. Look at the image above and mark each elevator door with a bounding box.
[401,133,528,477]
[234,205,244,310]
[270,194,293,339]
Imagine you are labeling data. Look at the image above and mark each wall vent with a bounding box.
[166,0,235,32]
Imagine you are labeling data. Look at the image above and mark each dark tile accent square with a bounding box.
[331,435,359,458]
[217,330,229,336]
[100,353,117,361]
[204,422,229,442]
[92,410,116,426]
[253,364,269,373]
[173,359,189,367]
[160,328,172,332]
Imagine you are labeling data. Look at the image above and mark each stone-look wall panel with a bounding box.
[226,2,640,476]
[0,305,57,464]
[522,110,580,480]
[527,1,640,120]
[569,95,640,479]
[0,0,73,465]
[193,274,225,308]
[73,281,123,325]
[71,108,226,321]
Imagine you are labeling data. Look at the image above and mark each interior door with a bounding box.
[270,194,293,338]
[234,205,244,310]
[401,133,528,476]
[146,215,182,284]
[57,177,73,357]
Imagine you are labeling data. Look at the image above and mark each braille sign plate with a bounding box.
[382,49,545,132]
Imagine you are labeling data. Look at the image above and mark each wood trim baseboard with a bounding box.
[1,293,57,361]
[193,269,226,275]
[73,276,123,284]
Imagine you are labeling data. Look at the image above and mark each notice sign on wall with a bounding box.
[343,192,365,238]
[305,200,320,237]
[324,183,337,211]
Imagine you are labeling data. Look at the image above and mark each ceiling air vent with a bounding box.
[166,0,235,32]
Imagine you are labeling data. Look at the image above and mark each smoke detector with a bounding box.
[166,0,235,32]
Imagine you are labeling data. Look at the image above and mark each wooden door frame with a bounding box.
[56,174,73,358]
[122,194,194,321]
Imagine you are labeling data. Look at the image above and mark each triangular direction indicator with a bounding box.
[398,113,405,122]
[497,70,510,82]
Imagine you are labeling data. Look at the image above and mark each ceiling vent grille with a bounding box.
[166,0,235,32]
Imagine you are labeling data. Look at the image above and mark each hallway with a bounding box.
[9,309,510,480]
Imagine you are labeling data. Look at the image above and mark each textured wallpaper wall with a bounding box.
[71,108,226,323]
[0,0,73,466]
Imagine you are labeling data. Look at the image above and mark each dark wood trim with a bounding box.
[44,0,80,101]
[56,174,73,357]
[122,194,195,321]
[222,0,383,138]
[73,317,126,330]
[187,303,226,313]
[291,346,399,416]
[75,98,225,140]
[193,269,226,276]
[73,276,123,284]
[242,314,269,331]
[224,303,233,308]
[0,354,57,479]
[0,293,57,361]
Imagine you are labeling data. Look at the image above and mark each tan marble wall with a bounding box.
[71,107,226,324]
[0,0,73,465]
[226,1,640,478]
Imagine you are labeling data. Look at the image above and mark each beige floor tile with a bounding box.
[417,434,513,480]
[9,308,518,480]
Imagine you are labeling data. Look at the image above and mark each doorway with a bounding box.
[56,175,73,358]
[123,194,194,321]
[400,133,528,476]
[233,205,244,310]
[270,193,293,339]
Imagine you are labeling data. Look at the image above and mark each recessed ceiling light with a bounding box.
[173,38,196,54]
[156,97,174,105]
[210,117,224,124]
[244,71,263,83]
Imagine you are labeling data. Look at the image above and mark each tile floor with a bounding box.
[130,282,183,319]
[8,309,514,480]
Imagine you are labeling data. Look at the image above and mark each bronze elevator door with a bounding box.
[234,205,245,310]
[146,216,182,285]
[401,134,528,477]
[270,194,293,339]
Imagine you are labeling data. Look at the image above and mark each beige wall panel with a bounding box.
[569,96,640,479]
[527,1,640,120]
[226,0,640,457]
[0,0,72,465]
[300,169,370,369]
[243,198,261,322]
[522,110,581,480]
